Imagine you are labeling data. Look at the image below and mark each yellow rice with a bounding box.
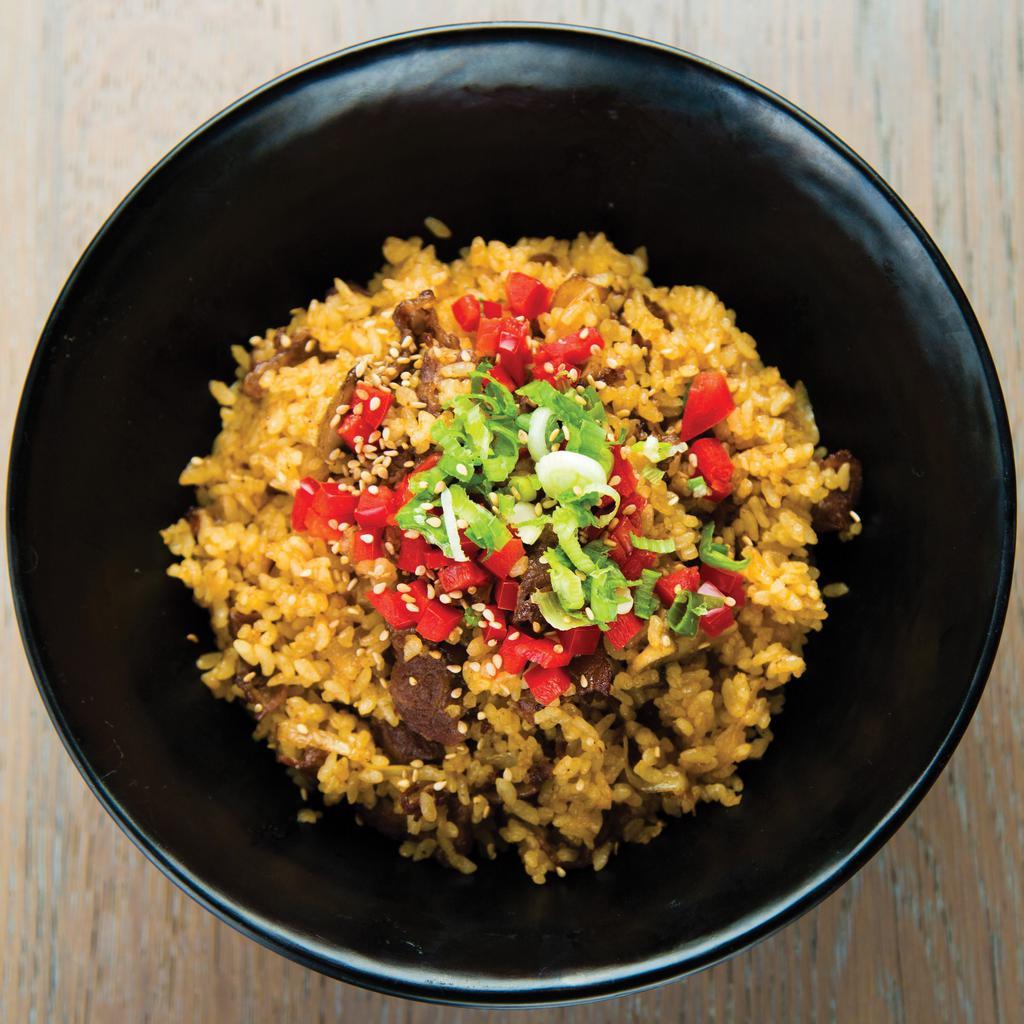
[161,233,857,883]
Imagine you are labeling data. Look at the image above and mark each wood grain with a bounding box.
[1,1,1020,1021]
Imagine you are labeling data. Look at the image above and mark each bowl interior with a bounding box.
[9,27,1013,1005]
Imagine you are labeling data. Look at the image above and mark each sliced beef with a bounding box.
[514,694,542,724]
[517,759,552,798]
[314,366,359,463]
[529,251,559,265]
[813,450,863,533]
[416,345,474,415]
[185,505,203,535]
[568,652,616,696]
[512,555,551,628]
[631,327,651,350]
[358,799,408,840]
[373,719,445,764]
[642,295,672,326]
[277,747,328,780]
[242,327,319,399]
[234,670,301,721]
[596,366,625,386]
[446,795,474,856]
[393,289,459,348]
[389,653,463,745]
[228,608,259,636]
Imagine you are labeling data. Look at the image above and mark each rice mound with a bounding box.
[162,233,856,882]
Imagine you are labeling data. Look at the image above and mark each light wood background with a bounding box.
[1,2,1021,1021]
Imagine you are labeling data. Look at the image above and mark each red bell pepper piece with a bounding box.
[656,566,701,607]
[500,633,572,669]
[368,588,423,630]
[505,272,553,319]
[482,300,504,318]
[696,582,735,637]
[391,453,442,515]
[292,478,358,538]
[482,537,526,578]
[619,492,647,519]
[497,632,529,674]
[494,579,520,611]
[690,437,735,501]
[476,317,503,357]
[437,561,491,594]
[425,546,453,570]
[481,606,508,645]
[620,549,658,581]
[350,527,384,562]
[338,385,394,449]
[495,319,532,386]
[487,364,518,392]
[610,446,637,498]
[396,533,431,573]
[451,294,481,332]
[540,327,605,366]
[699,565,746,608]
[605,610,645,649]
[354,486,395,530]
[416,600,463,643]
[678,371,735,440]
[524,666,571,707]
[561,625,601,658]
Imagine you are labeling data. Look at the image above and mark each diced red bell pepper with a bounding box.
[437,561,491,594]
[530,357,576,387]
[396,532,431,573]
[690,437,735,501]
[541,327,605,366]
[487,364,518,391]
[354,486,395,530]
[620,549,658,581]
[482,537,526,578]
[497,632,529,674]
[416,600,464,643]
[481,606,508,645]
[502,633,573,669]
[425,546,453,570]
[337,385,394,449]
[496,319,533,386]
[696,582,735,637]
[699,565,746,608]
[350,527,384,562]
[292,477,358,538]
[657,566,702,607]
[678,371,735,440]
[482,300,504,318]
[505,272,553,319]
[524,666,571,707]
[610,446,637,498]
[368,588,422,630]
[494,579,520,611]
[605,610,645,649]
[561,625,601,658]
[619,492,647,519]
[451,294,481,332]
[391,453,443,514]
[476,317,503,358]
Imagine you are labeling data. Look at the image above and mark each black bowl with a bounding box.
[8,24,1015,1007]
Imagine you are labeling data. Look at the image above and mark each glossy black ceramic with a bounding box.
[8,25,1015,1007]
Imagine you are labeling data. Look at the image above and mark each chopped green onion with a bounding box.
[640,463,665,484]
[698,522,750,571]
[463,607,482,628]
[631,435,685,463]
[509,473,540,501]
[630,534,675,553]
[527,407,554,462]
[688,476,709,498]
[544,547,585,610]
[631,569,662,619]
[552,506,596,574]
[439,488,467,562]
[449,485,510,552]
[395,490,449,553]
[565,418,613,474]
[536,450,608,500]
[532,591,592,631]
[666,587,726,636]
[509,501,548,546]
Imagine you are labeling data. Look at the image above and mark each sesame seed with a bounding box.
[457,721,469,734]
[378,629,389,641]
[372,583,387,594]
[439,594,452,604]
[493,654,504,669]
[396,583,411,593]
[296,723,309,735]
[360,533,374,544]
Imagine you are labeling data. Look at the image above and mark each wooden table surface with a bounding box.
[2,2,1020,1021]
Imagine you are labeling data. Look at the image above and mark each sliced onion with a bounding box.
[527,407,554,462]
[509,501,546,545]
[439,488,467,562]
[535,450,608,499]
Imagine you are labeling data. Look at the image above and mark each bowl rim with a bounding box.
[7,20,1017,1009]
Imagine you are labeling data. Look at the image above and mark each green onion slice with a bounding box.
[698,522,750,571]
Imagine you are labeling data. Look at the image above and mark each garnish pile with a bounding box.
[291,271,749,709]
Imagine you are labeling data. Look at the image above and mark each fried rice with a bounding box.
[161,232,861,882]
